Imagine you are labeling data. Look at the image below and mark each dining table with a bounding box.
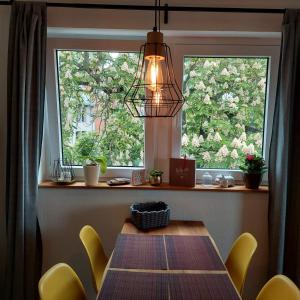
[97,219,241,300]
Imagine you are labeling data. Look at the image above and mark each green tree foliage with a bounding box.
[57,52,267,170]
[181,57,268,169]
[57,50,144,167]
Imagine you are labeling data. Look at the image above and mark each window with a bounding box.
[45,38,279,182]
[181,57,268,169]
[171,43,280,181]
[45,39,154,179]
[56,50,144,167]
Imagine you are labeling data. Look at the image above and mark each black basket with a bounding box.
[130,201,170,230]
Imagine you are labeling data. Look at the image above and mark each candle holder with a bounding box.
[51,159,75,184]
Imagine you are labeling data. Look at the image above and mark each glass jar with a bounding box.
[202,172,213,186]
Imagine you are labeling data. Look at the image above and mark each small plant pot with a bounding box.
[83,165,100,186]
[243,173,262,189]
[149,175,162,186]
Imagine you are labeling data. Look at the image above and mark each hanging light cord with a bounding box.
[154,0,157,31]
[158,0,161,32]
[153,0,161,32]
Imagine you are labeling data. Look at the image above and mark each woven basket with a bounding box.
[130,201,170,230]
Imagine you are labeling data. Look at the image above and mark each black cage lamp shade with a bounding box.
[124,20,184,117]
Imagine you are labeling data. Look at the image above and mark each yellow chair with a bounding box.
[79,225,108,293]
[256,274,300,300]
[38,263,87,300]
[225,232,257,295]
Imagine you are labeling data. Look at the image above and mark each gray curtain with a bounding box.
[269,9,300,286]
[4,2,47,300]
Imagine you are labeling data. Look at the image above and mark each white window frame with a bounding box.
[44,36,280,184]
[44,38,155,180]
[169,39,280,183]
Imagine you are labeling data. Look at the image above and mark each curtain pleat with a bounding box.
[4,2,47,300]
[268,9,300,286]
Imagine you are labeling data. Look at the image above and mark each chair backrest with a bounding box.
[79,225,108,292]
[256,274,300,300]
[38,263,87,300]
[225,232,257,295]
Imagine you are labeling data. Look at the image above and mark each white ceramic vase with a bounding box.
[83,165,100,186]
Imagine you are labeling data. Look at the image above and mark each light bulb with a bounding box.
[153,91,162,105]
[145,57,163,92]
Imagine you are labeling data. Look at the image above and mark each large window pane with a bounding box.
[56,50,144,167]
[181,57,268,169]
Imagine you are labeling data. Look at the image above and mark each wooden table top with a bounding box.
[97,220,241,300]
[121,219,210,236]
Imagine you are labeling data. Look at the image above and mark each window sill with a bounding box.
[39,181,268,193]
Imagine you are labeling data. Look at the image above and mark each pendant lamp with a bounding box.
[124,0,185,117]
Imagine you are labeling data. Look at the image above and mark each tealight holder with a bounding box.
[51,159,75,184]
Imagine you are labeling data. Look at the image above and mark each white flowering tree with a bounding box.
[57,51,144,167]
[181,57,268,169]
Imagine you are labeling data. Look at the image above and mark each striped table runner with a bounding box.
[110,234,167,270]
[165,235,225,270]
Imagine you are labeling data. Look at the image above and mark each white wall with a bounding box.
[47,7,283,33]
[38,188,268,300]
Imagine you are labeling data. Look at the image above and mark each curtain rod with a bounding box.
[0,1,286,14]
[46,3,285,14]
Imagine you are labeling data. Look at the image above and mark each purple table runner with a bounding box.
[97,270,168,300]
[168,273,240,300]
[165,235,225,270]
[99,234,240,299]
[98,271,239,300]
[110,234,167,270]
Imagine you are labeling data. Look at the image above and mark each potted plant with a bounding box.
[149,169,163,186]
[76,132,107,186]
[83,156,107,186]
[239,154,267,189]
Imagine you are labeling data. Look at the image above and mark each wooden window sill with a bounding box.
[39,181,268,193]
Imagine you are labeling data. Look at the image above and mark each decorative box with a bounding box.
[169,157,196,187]
[130,201,170,230]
